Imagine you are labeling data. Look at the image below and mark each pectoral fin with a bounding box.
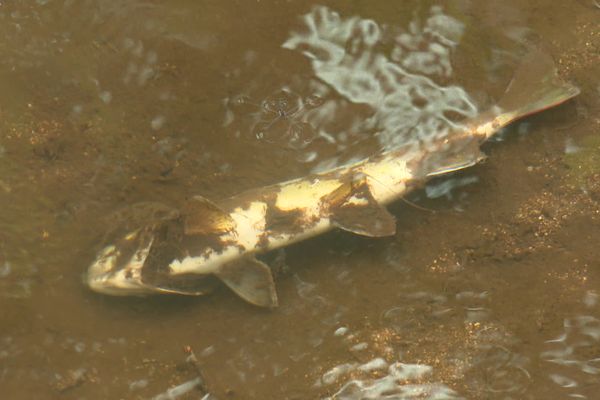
[183,195,235,235]
[215,256,278,308]
[325,178,396,237]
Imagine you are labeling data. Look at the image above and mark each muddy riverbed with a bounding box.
[1,1,599,399]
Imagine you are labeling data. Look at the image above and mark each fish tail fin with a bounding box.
[495,48,579,128]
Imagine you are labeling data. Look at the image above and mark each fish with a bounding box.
[86,48,580,307]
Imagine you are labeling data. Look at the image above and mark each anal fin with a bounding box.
[425,135,486,178]
[325,178,396,237]
[215,256,278,308]
[426,151,486,177]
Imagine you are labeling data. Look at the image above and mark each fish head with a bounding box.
[86,202,217,296]
[86,224,161,295]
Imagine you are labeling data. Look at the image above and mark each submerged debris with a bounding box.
[53,368,89,393]
[151,346,214,400]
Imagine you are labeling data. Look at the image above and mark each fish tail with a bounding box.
[495,48,580,127]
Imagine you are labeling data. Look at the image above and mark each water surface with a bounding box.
[1,1,599,399]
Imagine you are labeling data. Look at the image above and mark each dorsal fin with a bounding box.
[183,195,235,235]
[323,177,396,237]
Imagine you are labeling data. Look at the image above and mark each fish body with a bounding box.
[86,49,580,307]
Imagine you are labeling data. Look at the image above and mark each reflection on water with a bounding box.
[318,323,463,400]
[226,89,322,151]
[224,5,478,171]
[323,359,461,400]
[425,175,479,201]
[542,291,600,398]
[282,5,478,163]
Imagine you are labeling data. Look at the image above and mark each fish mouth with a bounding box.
[85,202,185,296]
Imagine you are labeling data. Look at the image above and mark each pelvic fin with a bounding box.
[324,177,396,237]
[215,256,278,308]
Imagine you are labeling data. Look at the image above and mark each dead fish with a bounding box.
[86,49,579,307]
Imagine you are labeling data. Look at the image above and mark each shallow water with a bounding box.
[0,1,599,399]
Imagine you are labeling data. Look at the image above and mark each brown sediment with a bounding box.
[1,0,596,398]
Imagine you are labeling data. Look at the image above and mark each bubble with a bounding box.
[0,262,10,278]
[350,342,368,352]
[549,374,577,388]
[261,90,301,116]
[152,377,203,400]
[151,115,165,130]
[303,94,324,109]
[129,379,149,390]
[565,137,581,154]
[146,51,158,64]
[138,66,154,86]
[132,41,144,57]
[200,346,216,357]
[320,363,357,386]
[99,91,112,104]
[123,37,135,50]
[297,151,318,163]
[583,290,599,308]
[334,327,349,336]
[228,94,257,115]
[287,123,316,150]
[74,342,86,353]
[425,176,479,200]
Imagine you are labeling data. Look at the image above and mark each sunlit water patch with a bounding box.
[223,5,478,170]
[313,285,533,399]
[322,359,461,400]
[282,5,478,165]
[541,290,600,399]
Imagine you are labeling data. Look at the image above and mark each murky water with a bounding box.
[0,1,599,399]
